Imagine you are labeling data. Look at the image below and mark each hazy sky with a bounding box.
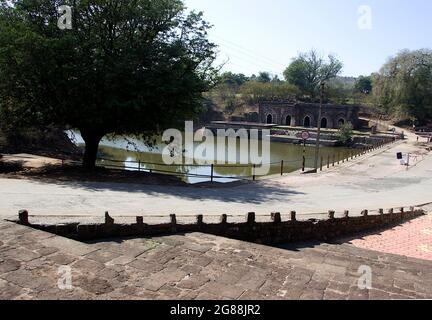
[184,0,432,77]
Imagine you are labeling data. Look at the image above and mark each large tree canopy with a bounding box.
[355,75,372,94]
[283,50,343,99]
[372,49,432,123]
[0,0,217,167]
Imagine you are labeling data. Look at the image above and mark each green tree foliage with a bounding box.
[355,76,373,94]
[326,77,356,104]
[0,0,218,168]
[337,122,354,145]
[218,72,249,87]
[372,49,432,123]
[256,71,271,83]
[283,50,343,99]
[240,81,300,104]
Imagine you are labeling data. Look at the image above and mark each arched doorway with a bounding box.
[303,116,311,128]
[321,117,328,129]
[338,118,345,127]
[266,114,273,124]
[285,115,292,126]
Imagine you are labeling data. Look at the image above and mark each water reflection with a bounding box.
[67,131,351,184]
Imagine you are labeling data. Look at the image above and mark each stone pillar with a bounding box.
[247,212,255,225]
[290,211,297,221]
[220,214,227,225]
[196,215,203,227]
[136,216,144,225]
[170,214,177,232]
[271,212,282,223]
[18,210,29,225]
[105,211,115,226]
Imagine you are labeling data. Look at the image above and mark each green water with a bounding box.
[72,133,352,184]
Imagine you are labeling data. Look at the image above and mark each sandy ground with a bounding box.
[1,154,63,168]
[0,131,431,223]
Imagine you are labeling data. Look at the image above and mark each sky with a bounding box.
[184,0,432,78]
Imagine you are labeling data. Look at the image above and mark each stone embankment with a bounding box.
[14,207,425,245]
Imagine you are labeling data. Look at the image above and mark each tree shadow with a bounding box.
[15,165,305,205]
[28,176,305,205]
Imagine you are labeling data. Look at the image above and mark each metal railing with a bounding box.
[92,137,399,182]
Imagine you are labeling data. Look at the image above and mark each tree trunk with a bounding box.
[81,130,104,169]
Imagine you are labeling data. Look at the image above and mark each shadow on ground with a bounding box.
[6,166,305,205]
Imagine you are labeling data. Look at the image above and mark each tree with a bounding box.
[240,81,299,104]
[218,72,248,87]
[256,71,271,83]
[355,75,372,94]
[337,122,354,145]
[372,49,432,123]
[283,50,343,99]
[0,0,217,168]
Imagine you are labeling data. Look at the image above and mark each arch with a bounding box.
[303,116,311,128]
[266,114,273,124]
[338,118,346,127]
[320,117,328,129]
[285,115,292,126]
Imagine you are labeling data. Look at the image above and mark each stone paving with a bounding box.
[347,214,432,261]
[1,219,432,300]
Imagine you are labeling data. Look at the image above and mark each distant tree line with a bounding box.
[211,48,432,126]
[209,50,373,116]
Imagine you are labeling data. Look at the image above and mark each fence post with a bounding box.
[327,155,330,169]
[332,155,335,167]
[280,160,284,176]
[320,157,323,171]
[337,154,340,165]
[210,164,214,182]
[253,164,256,181]
[302,156,305,172]
[138,160,141,172]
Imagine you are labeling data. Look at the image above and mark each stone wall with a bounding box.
[15,207,425,245]
[259,101,360,129]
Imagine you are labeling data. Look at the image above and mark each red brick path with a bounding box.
[349,214,432,261]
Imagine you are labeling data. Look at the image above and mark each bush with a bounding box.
[337,122,354,145]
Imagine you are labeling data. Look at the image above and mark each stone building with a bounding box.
[258,100,360,129]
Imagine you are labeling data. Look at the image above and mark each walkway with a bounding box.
[347,214,432,261]
[0,136,431,222]
[1,220,431,300]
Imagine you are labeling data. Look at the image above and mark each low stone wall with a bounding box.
[14,207,425,245]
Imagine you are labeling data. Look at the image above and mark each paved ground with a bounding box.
[1,220,431,300]
[347,214,432,261]
[0,137,431,223]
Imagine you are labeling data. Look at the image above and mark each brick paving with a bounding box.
[0,220,432,300]
[347,214,432,261]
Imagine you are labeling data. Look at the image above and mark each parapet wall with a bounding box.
[15,207,425,245]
